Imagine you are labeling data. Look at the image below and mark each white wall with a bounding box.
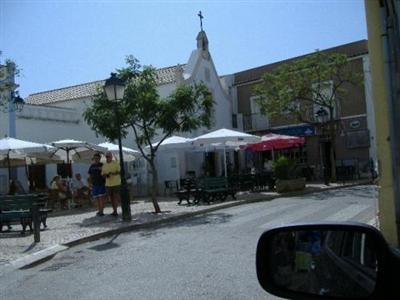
[185,54,233,135]
[15,102,98,144]
[0,110,9,138]
[362,55,378,165]
[155,150,180,182]
[185,151,204,177]
[157,82,177,98]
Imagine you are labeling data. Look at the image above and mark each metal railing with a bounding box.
[243,113,269,132]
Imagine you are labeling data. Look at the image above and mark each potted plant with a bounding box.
[273,156,306,193]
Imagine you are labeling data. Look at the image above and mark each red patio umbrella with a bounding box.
[246,133,305,152]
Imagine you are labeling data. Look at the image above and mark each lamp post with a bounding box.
[104,73,132,221]
[7,92,24,185]
[315,107,330,185]
[8,92,24,138]
[13,94,25,111]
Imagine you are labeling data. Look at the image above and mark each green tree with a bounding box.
[84,57,213,213]
[254,51,363,182]
[0,58,20,112]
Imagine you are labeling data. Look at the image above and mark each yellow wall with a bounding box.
[365,0,398,245]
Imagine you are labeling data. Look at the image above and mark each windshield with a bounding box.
[0,1,382,299]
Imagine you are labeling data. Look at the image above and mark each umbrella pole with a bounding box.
[272,148,275,160]
[66,148,71,178]
[7,151,11,182]
[224,145,228,178]
[176,152,181,188]
[24,157,29,178]
[65,148,72,209]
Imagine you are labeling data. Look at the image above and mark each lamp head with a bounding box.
[104,73,125,101]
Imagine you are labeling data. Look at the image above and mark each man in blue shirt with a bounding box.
[88,153,106,216]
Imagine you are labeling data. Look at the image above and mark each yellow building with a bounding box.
[365,0,400,246]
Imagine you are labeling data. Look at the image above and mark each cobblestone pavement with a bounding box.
[0,182,368,266]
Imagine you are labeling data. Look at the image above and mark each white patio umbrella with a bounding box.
[148,136,193,150]
[50,139,107,177]
[0,147,63,166]
[51,139,106,162]
[98,142,140,162]
[0,137,52,181]
[193,128,260,177]
[72,142,140,162]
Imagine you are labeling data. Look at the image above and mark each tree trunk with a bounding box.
[149,159,161,213]
[329,118,337,182]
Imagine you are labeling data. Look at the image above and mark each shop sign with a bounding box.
[349,120,361,129]
[272,125,315,136]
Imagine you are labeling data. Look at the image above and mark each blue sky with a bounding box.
[0,0,367,98]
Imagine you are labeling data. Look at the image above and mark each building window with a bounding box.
[232,114,238,128]
[249,96,269,130]
[282,99,300,115]
[205,68,211,82]
[170,157,177,168]
[312,80,339,120]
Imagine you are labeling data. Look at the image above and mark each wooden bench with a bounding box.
[175,178,199,205]
[164,180,178,196]
[35,194,52,229]
[238,174,256,192]
[0,194,51,236]
[197,177,236,204]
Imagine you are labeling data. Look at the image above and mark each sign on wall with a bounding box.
[272,125,315,137]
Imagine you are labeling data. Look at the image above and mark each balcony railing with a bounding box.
[243,113,269,132]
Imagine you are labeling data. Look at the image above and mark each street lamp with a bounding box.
[315,106,329,123]
[13,94,24,111]
[104,73,132,221]
[315,107,330,185]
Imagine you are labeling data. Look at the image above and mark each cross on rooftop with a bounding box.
[198,11,204,31]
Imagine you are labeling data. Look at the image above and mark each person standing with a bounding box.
[88,153,106,216]
[101,151,121,217]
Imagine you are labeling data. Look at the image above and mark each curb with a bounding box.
[9,181,371,270]
[10,244,69,270]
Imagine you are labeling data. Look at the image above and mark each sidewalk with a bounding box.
[0,181,369,269]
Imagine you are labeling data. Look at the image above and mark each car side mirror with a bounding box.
[256,222,398,299]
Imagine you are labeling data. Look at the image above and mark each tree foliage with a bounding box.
[254,51,363,182]
[0,58,20,112]
[254,51,363,123]
[84,56,214,212]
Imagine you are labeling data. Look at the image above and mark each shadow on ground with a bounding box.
[88,234,121,252]
[300,185,377,201]
[161,212,232,230]
[0,229,41,239]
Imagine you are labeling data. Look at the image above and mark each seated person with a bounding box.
[50,175,68,209]
[71,173,89,207]
[8,180,17,195]
[264,159,273,172]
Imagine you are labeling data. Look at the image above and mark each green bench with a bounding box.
[0,194,51,237]
[197,177,237,204]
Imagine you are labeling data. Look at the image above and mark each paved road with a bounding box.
[0,186,378,300]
